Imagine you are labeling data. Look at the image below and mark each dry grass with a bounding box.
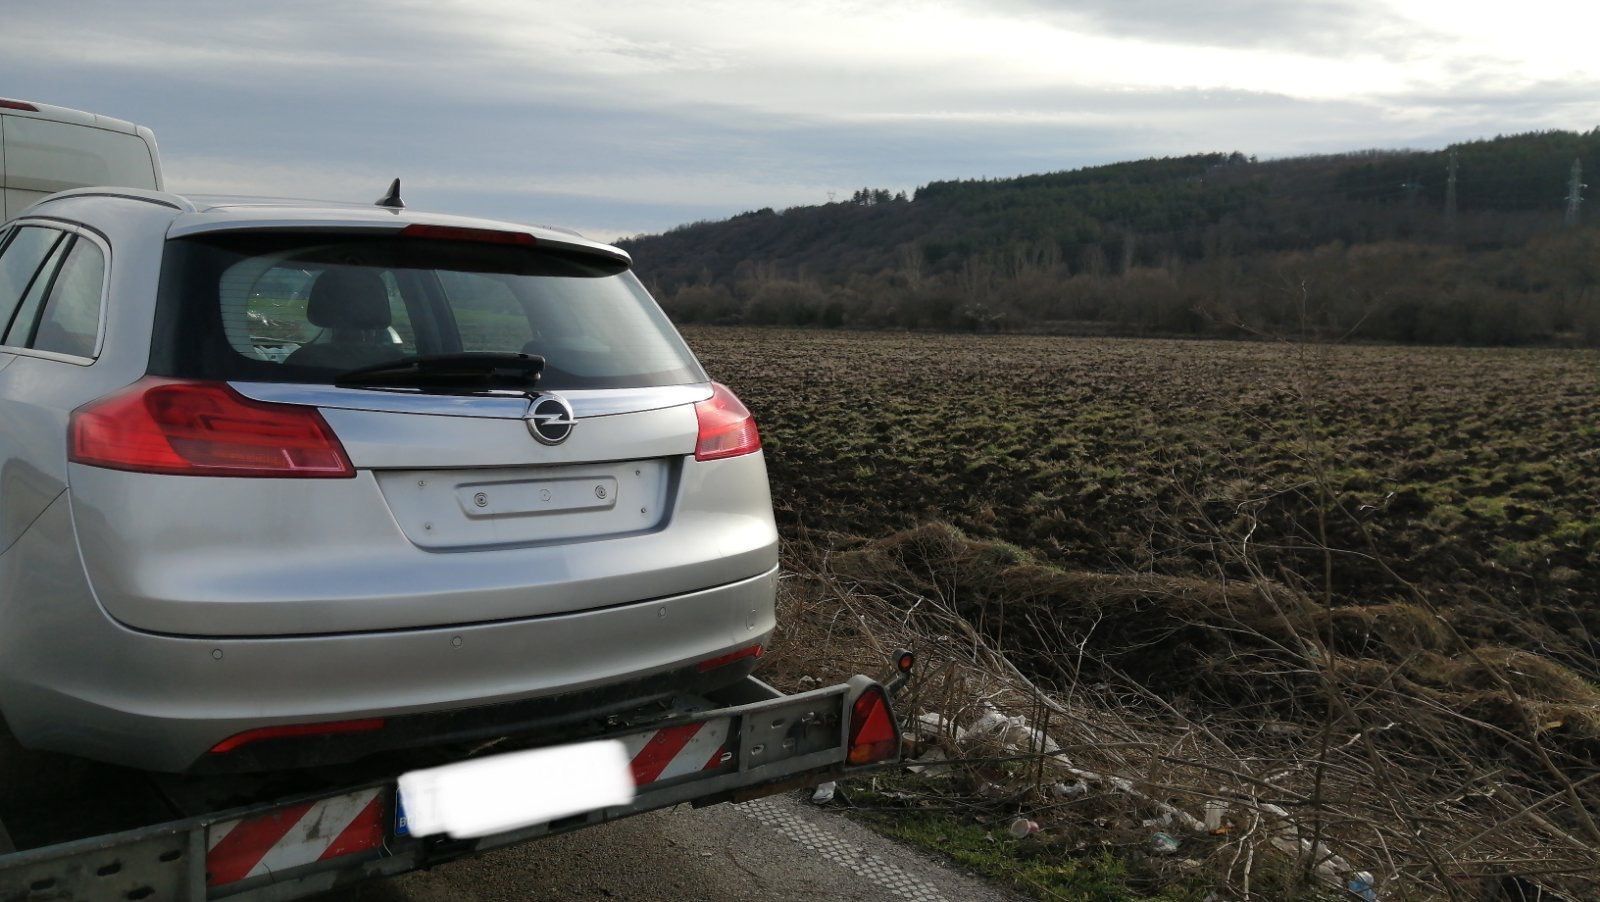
[761,526,1600,901]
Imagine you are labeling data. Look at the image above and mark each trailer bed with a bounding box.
[0,673,898,901]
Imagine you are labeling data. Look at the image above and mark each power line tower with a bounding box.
[1444,151,1458,224]
[1564,157,1585,226]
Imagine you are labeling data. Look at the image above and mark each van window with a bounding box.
[0,226,67,344]
[32,238,106,357]
[1,117,158,194]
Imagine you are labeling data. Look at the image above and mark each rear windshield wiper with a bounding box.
[333,352,545,393]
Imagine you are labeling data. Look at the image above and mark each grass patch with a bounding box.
[854,807,1198,902]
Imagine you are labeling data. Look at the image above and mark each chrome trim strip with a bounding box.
[559,384,713,418]
[228,382,713,419]
[229,383,532,419]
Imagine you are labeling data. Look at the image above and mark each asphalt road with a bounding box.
[324,793,1018,902]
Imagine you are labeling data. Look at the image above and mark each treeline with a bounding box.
[619,130,1600,346]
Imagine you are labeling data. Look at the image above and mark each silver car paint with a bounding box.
[0,191,779,771]
[2,490,776,772]
[71,453,778,636]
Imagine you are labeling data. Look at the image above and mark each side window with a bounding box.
[32,238,106,357]
[435,271,535,352]
[0,226,66,344]
[3,231,70,348]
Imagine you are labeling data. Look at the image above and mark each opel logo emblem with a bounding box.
[527,394,576,445]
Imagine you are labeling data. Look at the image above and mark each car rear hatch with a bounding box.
[68,222,777,636]
[256,382,702,551]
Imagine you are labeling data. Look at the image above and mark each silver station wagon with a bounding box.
[0,187,777,772]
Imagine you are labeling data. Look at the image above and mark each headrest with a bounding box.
[306,268,392,331]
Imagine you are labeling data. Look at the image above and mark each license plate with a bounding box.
[397,741,634,840]
[393,790,411,838]
[392,718,733,839]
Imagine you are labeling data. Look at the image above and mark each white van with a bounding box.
[0,98,163,220]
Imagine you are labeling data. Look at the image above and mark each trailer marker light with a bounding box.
[0,99,39,112]
[847,686,899,765]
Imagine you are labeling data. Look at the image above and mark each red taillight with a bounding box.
[694,383,761,461]
[210,718,386,754]
[400,223,536,246]
[70,378,355,478]
[847,686,899,766]
[696,643,764,672]
[0,99,39,112]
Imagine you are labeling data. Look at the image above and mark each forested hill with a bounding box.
[618,129,1600,346]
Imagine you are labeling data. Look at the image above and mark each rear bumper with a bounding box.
[0,489,778,770]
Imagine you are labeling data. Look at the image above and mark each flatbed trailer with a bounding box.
[0,659,910,901]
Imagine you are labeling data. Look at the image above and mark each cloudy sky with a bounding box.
[4,0,1598,240]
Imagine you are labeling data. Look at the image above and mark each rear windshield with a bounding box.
[149,232,706,390]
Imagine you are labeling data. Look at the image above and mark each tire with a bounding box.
[0,717,21,854]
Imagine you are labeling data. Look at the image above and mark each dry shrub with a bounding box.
[827,522,1301,688]
[765,524,1600,901]
[1320,603,1454,659]
[821,523,1600,777]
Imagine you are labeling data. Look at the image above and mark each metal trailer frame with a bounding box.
[0,668,906,902]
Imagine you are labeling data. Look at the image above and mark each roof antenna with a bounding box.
[375,178,404,211]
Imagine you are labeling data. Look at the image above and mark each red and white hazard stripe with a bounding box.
[206,787,385,887]
[621,716,731,786]
[208,716,731,883]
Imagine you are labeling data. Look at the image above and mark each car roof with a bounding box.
[27,188,631,265]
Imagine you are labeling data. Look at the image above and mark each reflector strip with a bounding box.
[621,718,732,786]
[696,643,764,672]
[206,788,384,886]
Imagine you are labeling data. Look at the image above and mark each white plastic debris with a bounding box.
[916,711,966,742]
[1150,832,1180,854]
[967,706,1010,740]
[1204,801,1227,832]
[1050,780,1088,799]
[1007,817,1040,839]
[905,747,952,777]
[962,703,1061,756]
[810,781,836,804]
[1256,802,1367,889]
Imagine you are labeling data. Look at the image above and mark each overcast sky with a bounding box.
[4,0,1598,240]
